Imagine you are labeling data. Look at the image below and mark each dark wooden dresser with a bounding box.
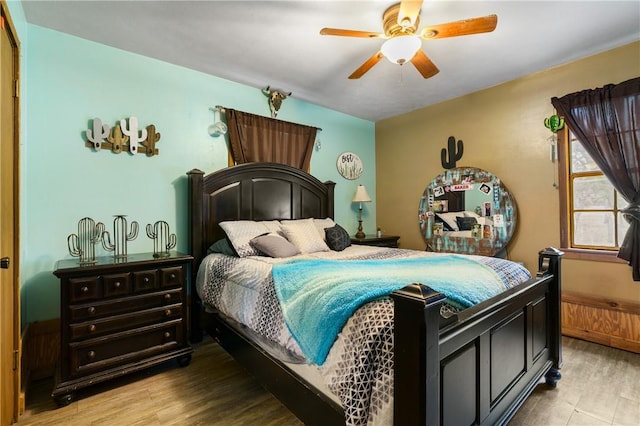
[52,252,194,406]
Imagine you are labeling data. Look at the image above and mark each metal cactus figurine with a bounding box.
[102,215,138,259]
[146,221,177,258]
[441,136,464,169]
[67,217,105,264]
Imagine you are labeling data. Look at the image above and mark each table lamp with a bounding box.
[352,184,372,238]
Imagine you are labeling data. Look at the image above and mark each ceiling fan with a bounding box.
[319,0,497,79]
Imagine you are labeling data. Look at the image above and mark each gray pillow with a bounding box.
[250,233,300,258]
[207,239,237,256]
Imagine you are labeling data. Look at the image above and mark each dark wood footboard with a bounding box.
[392,247,563,426]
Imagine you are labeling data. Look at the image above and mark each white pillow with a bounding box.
[259,220,283,235]
[313,217,335,241]
[463,211,481,219]
[435,212,461,232]
[219,220,269,257]
[280,218,330,254]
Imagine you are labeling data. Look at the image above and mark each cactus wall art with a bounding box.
[441,136,464,169]
[85,116,161,156]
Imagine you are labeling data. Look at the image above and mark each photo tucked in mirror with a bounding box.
[418,167,517,257]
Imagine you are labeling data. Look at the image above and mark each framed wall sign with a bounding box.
[336,152,363,180]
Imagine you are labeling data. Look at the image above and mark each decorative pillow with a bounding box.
[325,224,351,251]
[207,238,237,256]
[280,218,330,254]
[456,216,478,231]
[259,220,283,235]
[219,220,270,257]
[435,212,461,232]
[250,233,300,258]
[313,217,335,241]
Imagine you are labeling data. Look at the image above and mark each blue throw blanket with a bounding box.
[272,255,506,365]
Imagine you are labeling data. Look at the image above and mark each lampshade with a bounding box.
[352,185,372,203]
[381,35,421,65]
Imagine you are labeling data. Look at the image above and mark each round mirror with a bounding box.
[418,167,517,257]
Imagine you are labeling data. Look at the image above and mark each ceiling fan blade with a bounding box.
[421,15,498,39]
[410,50,439,79]
[320,28,385,38]
[349,51,384,79]
[398,0,423,27]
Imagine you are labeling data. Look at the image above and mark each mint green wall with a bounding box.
[21,24,375,324]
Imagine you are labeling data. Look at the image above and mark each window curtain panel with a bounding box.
[551,77,640,281]
[226,108,317,171]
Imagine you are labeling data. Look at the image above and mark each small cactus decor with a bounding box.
[102,215,139,259]
[441,136,464,169]
[544,114,565,133]
[67,217,105,264]
[85,116,161,156]
[146,221,177,258]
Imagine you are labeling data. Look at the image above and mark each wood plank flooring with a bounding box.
[16,336,639,425]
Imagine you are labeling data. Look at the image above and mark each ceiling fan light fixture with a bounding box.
[381,35,421,65]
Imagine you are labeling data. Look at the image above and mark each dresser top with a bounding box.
[54,251,193,275]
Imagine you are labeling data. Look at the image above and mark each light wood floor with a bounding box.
[16,336,639,426]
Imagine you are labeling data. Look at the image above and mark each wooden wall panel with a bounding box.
[562,292,639,354]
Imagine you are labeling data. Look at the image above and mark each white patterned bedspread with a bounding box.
[196,245,531,426]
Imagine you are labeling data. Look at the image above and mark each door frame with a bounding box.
[0,1,20,424]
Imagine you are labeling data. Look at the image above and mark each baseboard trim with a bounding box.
[562,291,640,354]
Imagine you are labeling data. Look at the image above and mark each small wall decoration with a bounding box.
[544,115,565,133]
[441,136,464,169]
[67,217,105,264]
[262,86,292,118]
[146,221,177,258]
[85,117,161,156]
[102,215,139,259]
[336,152,363,180]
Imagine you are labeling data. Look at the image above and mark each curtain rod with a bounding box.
[213,105,322,132]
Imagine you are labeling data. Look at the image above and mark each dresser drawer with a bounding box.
[160,266,183,288]
[103,273,131,298]
[68,319,184,379]
[133,269,158,293]
[68,276,101,303]
[68,289,183,322]
[69,303,183,341]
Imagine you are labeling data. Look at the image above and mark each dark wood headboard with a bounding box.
[188,161,333,265]
[187,162,335,340]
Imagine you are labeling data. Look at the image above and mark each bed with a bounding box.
[187,162,563,426]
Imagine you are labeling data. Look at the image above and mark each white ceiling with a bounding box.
[21,1,640,122]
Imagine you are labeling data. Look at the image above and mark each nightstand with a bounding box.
[52,252,194,406]
[351,235,400,248]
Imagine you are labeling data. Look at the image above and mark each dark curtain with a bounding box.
[226,108,317,171]
[551,77,640,280]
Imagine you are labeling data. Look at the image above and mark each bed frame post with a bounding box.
[537,247,564,385]
[187,168,205,342]
[391,284,446,425]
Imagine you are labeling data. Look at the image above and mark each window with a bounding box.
[558,127,630,257]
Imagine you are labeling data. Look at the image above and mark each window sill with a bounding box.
[560,247,627,263]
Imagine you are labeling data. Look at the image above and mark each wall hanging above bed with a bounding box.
[85,117,160,156]
[220,107,321,171]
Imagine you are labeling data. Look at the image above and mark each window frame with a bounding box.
[557,126,627,263]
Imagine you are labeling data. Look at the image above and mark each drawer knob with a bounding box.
[87,306,96,315]
[114,281,121,288]
[81,286,89,293]
[144,277,150,283]
[165,309,172,316]
[164,332,171,339]
[88,324,96,332]
[87,350,96,359]
[170,273,176,280]
[164,294,171,301]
